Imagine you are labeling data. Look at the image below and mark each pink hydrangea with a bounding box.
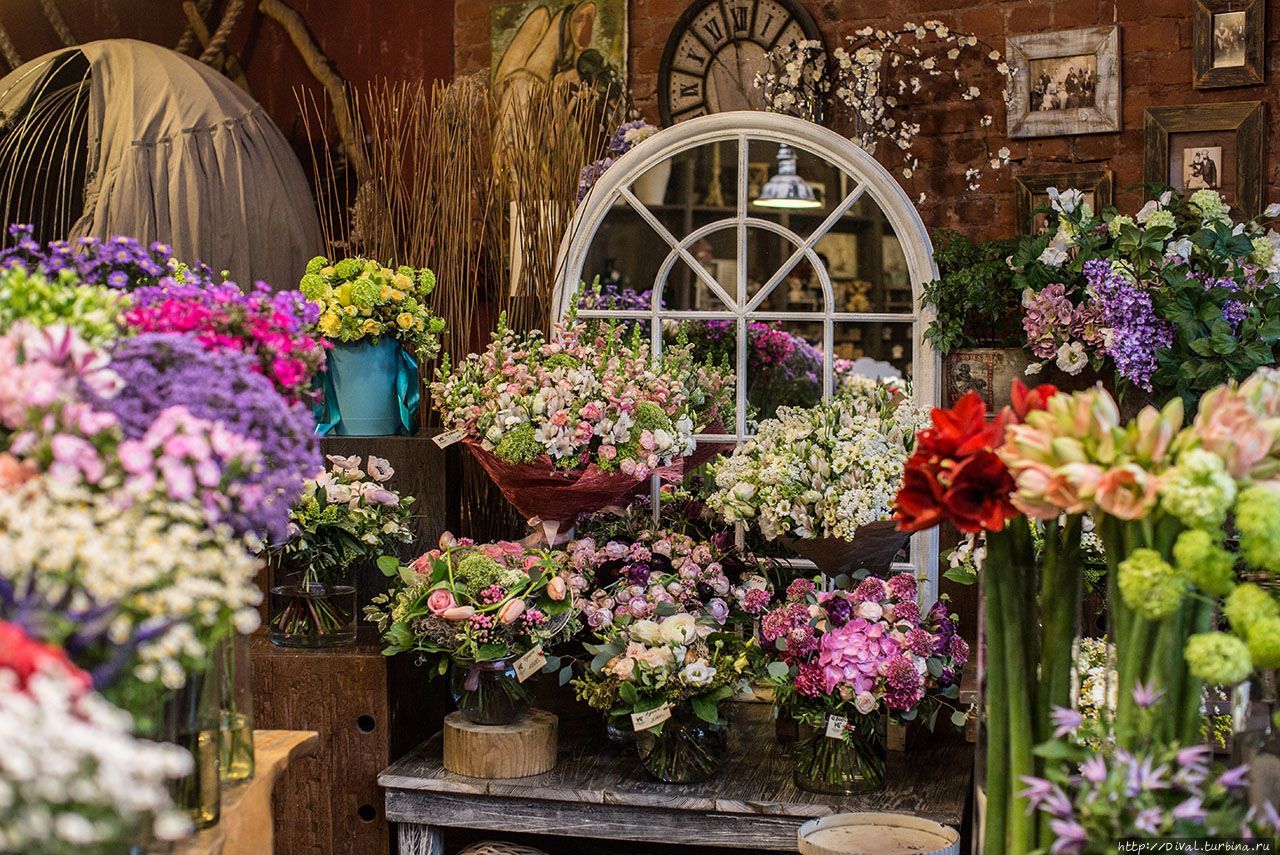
[818,617,901,695]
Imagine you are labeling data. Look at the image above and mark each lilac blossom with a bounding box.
[1086,259,1174,392]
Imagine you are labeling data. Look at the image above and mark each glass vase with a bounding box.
[218,636,255,784]
[450,659,530,725]
[268,559,357,648]
[792,713,887,795]
[164,664,222,830]
[634,704,728,784]
[605,714,635,746]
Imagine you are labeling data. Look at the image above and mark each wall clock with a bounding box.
[658,0,822,124]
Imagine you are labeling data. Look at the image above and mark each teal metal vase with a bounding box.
[327,338,406,436]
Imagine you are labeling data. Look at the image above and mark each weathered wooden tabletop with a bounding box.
[379,703,972,853]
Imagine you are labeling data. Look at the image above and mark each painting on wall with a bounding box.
[491,0,627,113]
[1005,26,1121,138]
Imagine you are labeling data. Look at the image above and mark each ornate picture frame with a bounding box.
[1143,101,1265,217]
[1193,0,1265,89]
[1005,26,1121,138]
[1014,169,1115,235]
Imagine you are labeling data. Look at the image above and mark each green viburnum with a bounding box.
[1108,214,1135,237]
[543,352,581,371]
[1172,529,1236,597]
[1160,449,1237,530]
[1246,618,1280,670]
[1252,236,1276,268]
[333,257,363,279]
[494,423,542,464]
[1189,189,1231,224]
[298,273,325,300]
[1145,209,1176,231]
[1185,631,1252,685]
[1223,583,1279,632]
[613,401,673,466]
[1117,548,1186,620]
[0,265,125,343]
[1236,486,1280,574]
[305,255,327,275]
[452,553,507,595]
[350,276,382,309]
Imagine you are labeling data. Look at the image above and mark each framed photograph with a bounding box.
[1014,169,1115,235]
[1194,0,1265,89]
[1144,101,1265,217]
[816,232,858,279]
[1006,26,1121,138]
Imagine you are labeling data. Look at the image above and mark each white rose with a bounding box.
[660,613,699,646]
[629,619,664,645]
[856,601,883,621]
[854,691,877,715]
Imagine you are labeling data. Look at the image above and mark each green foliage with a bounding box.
[920,230,1023,354]
[0,264,126,343]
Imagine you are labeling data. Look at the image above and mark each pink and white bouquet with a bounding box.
[431,314,731,521]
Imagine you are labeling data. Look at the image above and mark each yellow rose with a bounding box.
[390,289,405,302]
[344,305,358,317]
[321,266,334,277]
[318,312,341,336]
[380,285,392,300]
[363,319,382,334]
[396,312,414,330]
[393,272,413,290]
[335,283,353,306]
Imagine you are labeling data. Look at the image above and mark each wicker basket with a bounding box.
[458,843,550,855]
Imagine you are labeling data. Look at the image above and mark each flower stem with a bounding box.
[981,553,1009,855]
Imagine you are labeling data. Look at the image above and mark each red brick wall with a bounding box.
[455,0,1280,239]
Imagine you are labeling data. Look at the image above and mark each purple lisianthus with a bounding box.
[94,333,318,542]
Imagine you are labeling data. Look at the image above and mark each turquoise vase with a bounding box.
[325,338,408,436]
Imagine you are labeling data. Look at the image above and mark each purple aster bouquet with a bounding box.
[1,224,179,289]
[576,119,658,202]
[1024,684,1280,852]
[759,573,969,794]
[94,333,319,543]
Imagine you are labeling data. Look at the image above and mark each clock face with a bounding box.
[659,0,822,124]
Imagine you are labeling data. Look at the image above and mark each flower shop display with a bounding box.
[894,370,1280,854]
[0,223,177,289]
[1015,187,1280,407]
[707,382,927,575]
[269,453,415,648]
[0,621,196,851]
[577,119,659,203]
[0,263,125,344]
[299,255,445,436]
[431,315,732,538]
[572,614,754,783]
[760,575,969,794]
[367,535,587,726]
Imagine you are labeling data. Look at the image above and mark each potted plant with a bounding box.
[366,535,587,726]
[269,454,414,648]
[920,230,1028,411]
[759,574,969,794]
[705,382,928,576]
[300,256,445,435]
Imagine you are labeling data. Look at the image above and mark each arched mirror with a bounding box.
[553,112,941,599]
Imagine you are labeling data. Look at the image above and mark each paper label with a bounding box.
[631,704,672,732]
[432,429,466,449]
[825,715,848,739]
[514,645,546,683]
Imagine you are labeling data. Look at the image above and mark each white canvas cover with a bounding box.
[0,38,322,288]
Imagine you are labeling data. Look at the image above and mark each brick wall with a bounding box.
[456,0,1280,239]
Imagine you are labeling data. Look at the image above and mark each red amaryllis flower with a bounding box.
[1010,380,1059,422]
[943,451,1020,532]
[0,620,92,693]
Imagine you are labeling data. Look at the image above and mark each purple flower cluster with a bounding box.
[579,278,653,312]
[576,156,616,202]
[0,224,181,289]
[93,333,319,542]
[1086,259,1174,392]
[1021,282,1104,361]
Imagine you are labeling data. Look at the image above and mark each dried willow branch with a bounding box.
[0,23,21,70]
[38,0,76,47]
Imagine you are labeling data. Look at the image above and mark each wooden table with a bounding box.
[176,729,319,855]
[379,704,972,854]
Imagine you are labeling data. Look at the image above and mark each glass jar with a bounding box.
[268,558,357,648]
[634,704,728,784]
[792,712,887,795]
[164,664,222,829]
[218,636,255,784]
[450,659,530,726]
[605,714,635,746]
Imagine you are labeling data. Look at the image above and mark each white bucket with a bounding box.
[797,813,961,855]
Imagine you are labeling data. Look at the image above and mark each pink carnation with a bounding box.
[886,572,918,602]
[949,635,970,666]
[786,578,816,602]
[853,577,888,603]
[794,663,825,698]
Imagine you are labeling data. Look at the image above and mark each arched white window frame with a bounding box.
[552,111,942,601]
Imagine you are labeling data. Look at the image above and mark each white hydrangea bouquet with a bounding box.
[707,384,927,574]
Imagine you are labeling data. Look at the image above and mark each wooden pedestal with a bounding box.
[442,710,558,778]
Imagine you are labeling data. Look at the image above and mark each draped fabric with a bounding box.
[0,39,322,288]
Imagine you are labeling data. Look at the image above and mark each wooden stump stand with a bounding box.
[442,709,558,778]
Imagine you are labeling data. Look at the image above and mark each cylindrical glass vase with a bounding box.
[793,713,887,795]
[164,665,222,829]
[218,636,255,784]
[450,659,530,726]
[268,560,357,648]
[634,705,728,784]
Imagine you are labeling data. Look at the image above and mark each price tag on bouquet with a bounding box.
[514,645,547,683]
[825,715,848,739]
[432,429,466,449]
[631,704,672,732]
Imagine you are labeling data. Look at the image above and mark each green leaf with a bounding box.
[1032,739,1080,761]
[377,554,401,577]
[691,694,719,724]
[943,566,977,586]
[950,710,969,728]
[927,658,944,678]
[654,600,679,618]
[558,666,573,687]
[618,682,638,705]
[766,661,790,680]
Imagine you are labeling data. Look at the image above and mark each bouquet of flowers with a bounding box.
[1,224,177,289]
[0,263,125,344]
[0,621,195,853]
[367,535,586,725]
[577,119,658,202]
[706,383,927,574]
[760,574,968,793]
[572,613,752,783]
[298,255,444,361]
[431,315,731,523]
[270,454,415,644]
[569,530,773,635]
[1015,186,1280,406]
[122,276,325,403]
